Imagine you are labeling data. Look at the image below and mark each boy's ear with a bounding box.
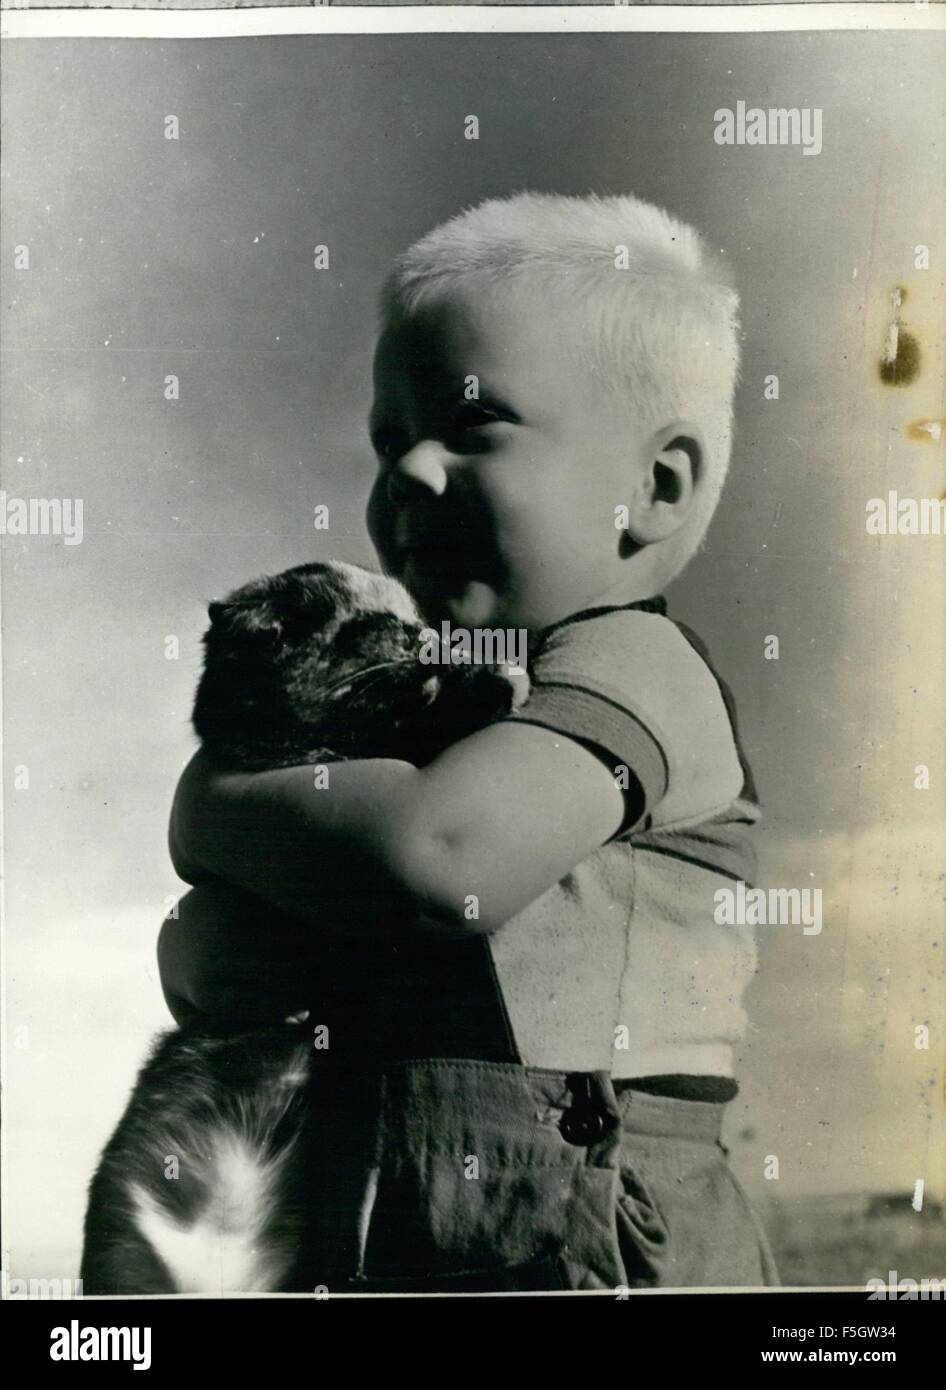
[623,424,704,546]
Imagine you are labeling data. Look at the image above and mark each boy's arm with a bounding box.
[170,721,632,939]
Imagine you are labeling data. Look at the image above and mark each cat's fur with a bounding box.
[80,561,528,1294]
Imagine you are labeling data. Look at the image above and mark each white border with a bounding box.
[2,4,945,39]
[2,0,943,1311]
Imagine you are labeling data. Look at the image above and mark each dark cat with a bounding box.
[80,561,528,1294]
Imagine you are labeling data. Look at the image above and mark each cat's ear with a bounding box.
[207,598,283,639]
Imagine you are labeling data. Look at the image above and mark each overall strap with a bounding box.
[370,933,621,1146]
[361,932,522,1065]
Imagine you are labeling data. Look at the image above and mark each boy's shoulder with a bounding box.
[531,599,720,713]
[512,600,754,832]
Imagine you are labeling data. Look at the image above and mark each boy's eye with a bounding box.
[454,402,501,426]
[446,402,506,444]
[371,404,512,463]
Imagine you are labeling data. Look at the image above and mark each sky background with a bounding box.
[2,29,944,1281]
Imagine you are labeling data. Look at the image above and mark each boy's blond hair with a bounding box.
[381,191,740,586]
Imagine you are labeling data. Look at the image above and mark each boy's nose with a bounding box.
[387,440,450,501]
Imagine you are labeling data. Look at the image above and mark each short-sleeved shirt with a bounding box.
[488,598,761,1079]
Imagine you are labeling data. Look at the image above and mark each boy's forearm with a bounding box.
[171,722,625,938]
[169,751,479,937]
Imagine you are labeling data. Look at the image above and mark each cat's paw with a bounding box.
[486,662,531,711]
[458,661,530,717]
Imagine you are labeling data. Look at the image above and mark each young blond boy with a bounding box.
[160,192,778,1290]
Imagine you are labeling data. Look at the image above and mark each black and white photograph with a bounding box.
[2,1,944,1332]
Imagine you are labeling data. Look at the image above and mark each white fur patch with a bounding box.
[130,1128,296,1294]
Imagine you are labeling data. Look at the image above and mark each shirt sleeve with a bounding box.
[507,609,745,833]
[508,681,668,830]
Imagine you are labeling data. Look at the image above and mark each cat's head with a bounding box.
[193,561,438,768]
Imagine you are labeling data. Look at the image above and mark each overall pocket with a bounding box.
[363,1148,577,1282]
[353,1060,589,1285]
